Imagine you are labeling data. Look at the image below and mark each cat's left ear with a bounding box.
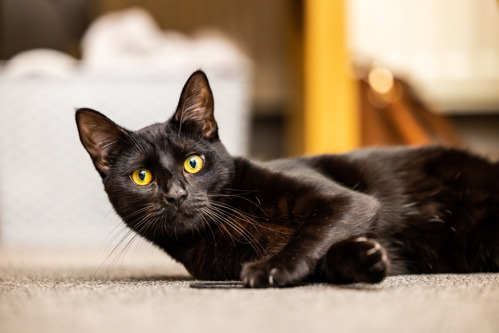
[173,70,218,139]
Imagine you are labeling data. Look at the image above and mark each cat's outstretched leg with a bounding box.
[322,237,389,284]
[240,190,381,288]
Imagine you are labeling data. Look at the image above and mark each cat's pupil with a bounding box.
[139,170,146,181]
[189,158,197,169]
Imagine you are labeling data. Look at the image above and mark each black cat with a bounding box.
[76,70,499,287]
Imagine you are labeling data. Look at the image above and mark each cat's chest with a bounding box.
[164,209,292,279]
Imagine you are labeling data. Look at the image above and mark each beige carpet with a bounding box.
[1,248,499,333]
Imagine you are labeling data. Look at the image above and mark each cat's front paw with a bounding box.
[241,259,308,288]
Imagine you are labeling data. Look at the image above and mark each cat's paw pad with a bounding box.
[351,238,389,283]
[241,260,306,288]
[326,238,389,284]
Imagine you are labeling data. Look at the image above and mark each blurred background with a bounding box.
[0,0,498,249]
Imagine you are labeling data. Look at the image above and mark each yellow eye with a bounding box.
[131,168,153,185]
[184,155,204,174]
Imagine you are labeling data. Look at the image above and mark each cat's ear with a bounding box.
[75,108,128,177]
[173,70,218,139]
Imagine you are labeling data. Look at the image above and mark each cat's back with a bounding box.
[242,145,499,206]
[303,145,498,191]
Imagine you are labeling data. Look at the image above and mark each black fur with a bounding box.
[76,70,499,288]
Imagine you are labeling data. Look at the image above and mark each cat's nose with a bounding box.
[165,183,187,207]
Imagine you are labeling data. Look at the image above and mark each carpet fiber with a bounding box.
[1,248,498,333]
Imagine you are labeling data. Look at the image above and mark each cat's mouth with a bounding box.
[124,200,207,236]
[171,209,191,220]
[159,204,201,230]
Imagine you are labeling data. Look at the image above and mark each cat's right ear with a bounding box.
[75,108,128,177]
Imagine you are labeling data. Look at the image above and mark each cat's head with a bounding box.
[75,71,235,238]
